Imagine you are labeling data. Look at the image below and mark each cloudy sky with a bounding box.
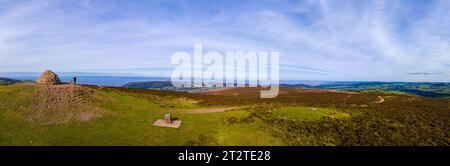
[0,0,449,81]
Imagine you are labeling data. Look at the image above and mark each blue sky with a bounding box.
[0,0,449,81]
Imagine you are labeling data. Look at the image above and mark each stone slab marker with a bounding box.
[164,114,172,124]
[153,114,182,128]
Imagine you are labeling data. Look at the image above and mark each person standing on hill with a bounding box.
[72,76,77,84]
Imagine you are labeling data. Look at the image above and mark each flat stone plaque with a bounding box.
[153,119,182,128]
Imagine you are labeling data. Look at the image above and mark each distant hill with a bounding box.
[279,83,312,88]
[311,82,450,98]
[123,81,248,92]
[124,81,450,98]
[124,81,175,89]
[0,77,20,84]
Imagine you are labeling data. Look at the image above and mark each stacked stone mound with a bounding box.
[30,84,100,125]
[36,70,61,85]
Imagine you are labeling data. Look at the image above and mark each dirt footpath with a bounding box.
[174,107,242,113]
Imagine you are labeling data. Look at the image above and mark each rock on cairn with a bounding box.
[36,70,61,85]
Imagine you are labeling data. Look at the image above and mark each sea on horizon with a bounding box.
[3,74,337,87]
[1,71,344,87]
[5,75,170,87]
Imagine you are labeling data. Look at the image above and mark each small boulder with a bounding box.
[36,70,61,85]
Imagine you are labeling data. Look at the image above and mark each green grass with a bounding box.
[0,85,284,145]
[1,84,448,146]
[275,106,350,121]
[362,90,408,95]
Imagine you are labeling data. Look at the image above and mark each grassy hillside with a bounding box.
[0,83,282,145]
[0,83,448,146]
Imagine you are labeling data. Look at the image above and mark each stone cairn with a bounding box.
[36,70,61,85]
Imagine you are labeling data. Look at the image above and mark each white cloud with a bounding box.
[0,0,448,81]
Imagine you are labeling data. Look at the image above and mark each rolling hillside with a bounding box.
[0,77,20,85]
[122,81,450,98]
[0,83,448,146]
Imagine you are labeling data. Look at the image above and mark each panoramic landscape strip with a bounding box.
[0,0,449,163]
